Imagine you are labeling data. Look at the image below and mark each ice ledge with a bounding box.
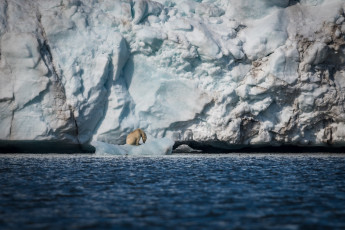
[92,138,175,156]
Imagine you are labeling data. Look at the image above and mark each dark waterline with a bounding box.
[1,154,345,229]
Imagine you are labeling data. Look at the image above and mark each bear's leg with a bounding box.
[136,138,141,146]
[126,136,135,145]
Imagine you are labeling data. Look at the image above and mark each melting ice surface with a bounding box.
[92,137,175,155]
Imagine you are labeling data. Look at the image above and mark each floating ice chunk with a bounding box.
[92,137,174,155]
[92,141,128,155]
[126,138,174,155]
[173,144,202,153]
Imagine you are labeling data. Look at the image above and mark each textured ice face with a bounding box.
[1,0,345,150]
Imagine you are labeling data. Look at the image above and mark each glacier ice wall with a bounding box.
[1,0,345,150]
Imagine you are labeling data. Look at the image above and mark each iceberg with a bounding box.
[1,0,345,152]
[92,138,174,156]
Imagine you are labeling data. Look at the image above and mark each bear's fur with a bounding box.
[126,128,147,145]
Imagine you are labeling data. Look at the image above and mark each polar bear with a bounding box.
[126,128,147,145]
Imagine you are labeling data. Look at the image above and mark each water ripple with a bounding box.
[0,154,345,229]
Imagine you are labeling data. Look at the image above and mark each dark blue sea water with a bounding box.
[1,154,345,230]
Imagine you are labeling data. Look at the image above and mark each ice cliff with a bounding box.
[1,0,345,152]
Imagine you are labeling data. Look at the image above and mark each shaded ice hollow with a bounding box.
[1,0,345,153]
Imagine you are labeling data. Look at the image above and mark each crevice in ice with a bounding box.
[0,97,12,103]
[328,127,333,145]
[234,24,247,33]
[130,1,135,20]
[3,0,8,33]
[69,105,81,145]
[36,7,79,141]
[9,93,14,139]
[36,10,60,83]
[240,117,260,143]
[78,73,86,99]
